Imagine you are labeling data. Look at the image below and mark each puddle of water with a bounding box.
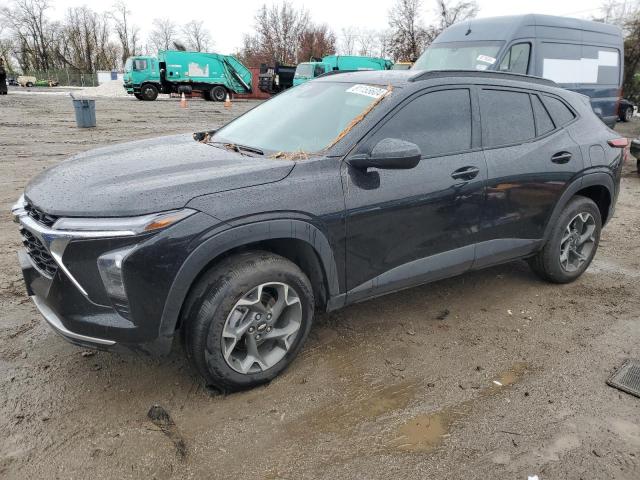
[391,362,528,453]
[289,380,420,435]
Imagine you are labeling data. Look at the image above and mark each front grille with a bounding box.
[24,202,58,228]
[21,228,58,277]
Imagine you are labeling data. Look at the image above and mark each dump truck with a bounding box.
[123,50,252,101]
[258,63,296,94]
[293,55,393,86]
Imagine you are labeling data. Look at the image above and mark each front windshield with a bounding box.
[124,57,133,72]
[295,63,314,78]
[413,41,504,71]
[213,81,391,154]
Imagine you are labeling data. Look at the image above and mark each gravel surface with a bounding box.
[0,93,639,480]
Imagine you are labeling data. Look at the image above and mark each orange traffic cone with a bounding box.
[224,93,231,109]
[180,92,187,108]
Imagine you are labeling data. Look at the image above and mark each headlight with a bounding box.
[53,209,196,235]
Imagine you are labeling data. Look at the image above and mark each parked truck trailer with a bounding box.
[123,50,252,101]
[293,55,393,86]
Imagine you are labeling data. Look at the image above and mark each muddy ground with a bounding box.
[1,93,639,480]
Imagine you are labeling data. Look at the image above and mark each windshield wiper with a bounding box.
[207,141,264,156]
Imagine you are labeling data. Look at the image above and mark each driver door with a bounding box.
[343,87,487,302]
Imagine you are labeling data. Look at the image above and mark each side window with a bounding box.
[542,95,575,127]
[368,89,472,157]
[540,42,620,85]
[480,89,535,147]
[531,95,555,135]
[499,43,531,74]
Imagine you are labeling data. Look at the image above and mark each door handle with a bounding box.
[551,152,572,164]
[451,166,480,181]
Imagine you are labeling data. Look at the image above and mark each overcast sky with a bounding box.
[47,0,607,54]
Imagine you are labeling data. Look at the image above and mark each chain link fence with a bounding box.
[22,69,98,87]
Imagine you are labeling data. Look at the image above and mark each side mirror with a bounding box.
[348,138,421,170]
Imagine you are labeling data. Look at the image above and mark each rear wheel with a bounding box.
[182,251,314,392]
[140,83,158,101]
[210,85,227,102]
[528,196,601,283]
[25,82,34,87]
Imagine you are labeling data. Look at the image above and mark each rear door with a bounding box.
[476,87,583,267]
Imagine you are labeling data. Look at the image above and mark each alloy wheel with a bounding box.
[559,212,596,272]
[221,282,302,374]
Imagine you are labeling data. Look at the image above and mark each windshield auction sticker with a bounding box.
[476,55,496,65]
[346,84,388,99]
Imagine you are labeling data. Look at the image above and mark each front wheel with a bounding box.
[528,196,601,283]
[140,84,158,101]
[133,93,144,100]
[182,251,314,392]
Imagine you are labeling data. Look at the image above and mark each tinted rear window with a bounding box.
[531,95,555,135]
[542,95,575,127]
[370,89,472,156]
[480,90,535,147]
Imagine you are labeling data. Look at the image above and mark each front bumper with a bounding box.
[13,198,219,355]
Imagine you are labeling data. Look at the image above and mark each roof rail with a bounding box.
[409,70,558,87]
[315,69,359,78]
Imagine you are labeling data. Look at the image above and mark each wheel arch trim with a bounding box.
[157,219,341,339]
[542,172,614,241]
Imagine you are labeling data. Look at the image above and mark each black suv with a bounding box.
[13,71,626,391]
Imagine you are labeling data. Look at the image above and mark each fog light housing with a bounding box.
[97,245,136,319]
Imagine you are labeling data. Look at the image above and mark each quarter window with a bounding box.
[531,95,555,135]
[480,89,535,147]
[542,95,575,126]
[369,89,472,157]
[499,43,531,74]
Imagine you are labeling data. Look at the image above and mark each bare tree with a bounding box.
[253,1,310,64]
[297,24,336,61]
[56,6,118,71]
[1,0,56,71]
[149,18,179,52]
[182,20,212,52]
[339,27,358,55]
[388,0,428,62]
[433,0,478,31]
[355,29,380,56]
[110,1,139,65]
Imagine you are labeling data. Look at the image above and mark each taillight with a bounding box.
[608,138,629,148]
[608,137,629,163]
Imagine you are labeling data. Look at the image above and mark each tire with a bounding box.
[140,83,158,101]
[182,251,314,392]
[133,93,144,100]
[528,195,601,283]
[637,158,640,175]
[26,82,34,87]
[210,85,227,102]
[621,106,633,122]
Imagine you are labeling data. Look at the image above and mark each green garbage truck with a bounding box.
[123,50,252,101]
[292,55,393,86]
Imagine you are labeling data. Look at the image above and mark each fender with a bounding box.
[157,219,341,339]
[542,171,614,242]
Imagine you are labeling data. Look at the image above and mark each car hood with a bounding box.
[25,134,295,217]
